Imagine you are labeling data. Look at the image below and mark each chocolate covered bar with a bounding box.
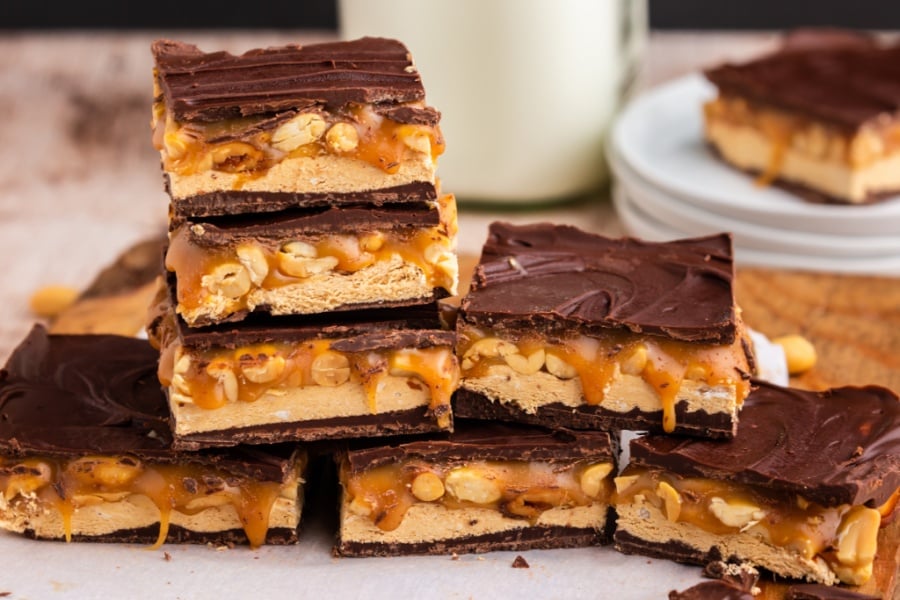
[167,195,457,327]
[703,29,900,204]
[0,325,305,547]
[614,380,900,586]
[455,222,754,438]
[148,282,458,447]
[152,37,443,216]
[335,421,615,556]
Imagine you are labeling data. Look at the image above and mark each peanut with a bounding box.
[311,352,350,386]
[202,263,251,299]
[657,481,682,522]
[709,496,766,529]
[29,285,79,318]
[833,506,880,585]
[410,472,445,502]
[772,334,817,375]
[504,349,545,375]
[271,113,327,152]
[444,467,502,504]
[545,353,578,379]
[621,345,648,376]
[236,244,269,286]
[325,122,359,152]
[579,463,614,498]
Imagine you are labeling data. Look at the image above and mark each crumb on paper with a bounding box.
[477,556,485,562]
[451,553,459,561]
[0,592,11,597]
[511,555,529,569]
[163,551,172,562]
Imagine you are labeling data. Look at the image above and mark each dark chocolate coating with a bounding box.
[705,31,900,131]
[668,581,754,600]
[173,301,455,351]
[152,37,438,123]
[460,222,737,343]
[175,202,440,245]
[785,584,881,600]
[629,380,900,508]
[344,419,613,473]
[167,182,438,219]
[0,325,295,482]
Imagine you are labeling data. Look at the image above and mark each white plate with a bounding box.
[608,145,900,258]
[610,74,900,236]
[612,183,900,276]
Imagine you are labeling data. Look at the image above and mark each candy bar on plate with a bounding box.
[335,421,615,556]
[455,222,754,439]
[152,37,444,217]
[0,325,305,547]
[703,30,900,204]
[148,282,458,447]
[614,380,900,586]
[166,193,457,327]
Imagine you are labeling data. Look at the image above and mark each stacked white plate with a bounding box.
[607,73,900,276]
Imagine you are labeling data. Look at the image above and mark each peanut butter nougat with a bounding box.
[614,381,900,587]
[0,326,305,547]
[152,37,444,214]
[704,29,900,204]
[455,222,754,439]
[148,280,458,447]
[335,421,615,556]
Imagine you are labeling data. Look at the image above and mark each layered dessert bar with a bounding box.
[455,222,754,439]
[148,283,458,447]
[614,380,900,586]
[0,326,306,548]
[152,37,444,216]
[167,194,457,326]
[335,421,615,556]
[703,31,900,204]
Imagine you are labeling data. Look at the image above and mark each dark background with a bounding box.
[3,0,900,30]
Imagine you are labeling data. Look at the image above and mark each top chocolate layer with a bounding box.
[630,380,900,508]
[153,37,437,123]
[345,420,613,473]
[705,30,900,131]
[0,325,294,481]
[460,222,736,343]
[785,584,880,600]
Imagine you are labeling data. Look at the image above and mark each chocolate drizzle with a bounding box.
[705,31,900,131]
[152,37,438,123]
[460,222,737,343]
[629,380,900,507]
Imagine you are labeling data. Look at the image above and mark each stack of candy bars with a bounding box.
[0,36,898,595]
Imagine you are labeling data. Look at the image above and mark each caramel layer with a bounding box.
[0,453,305,548]
[457,326,752,433]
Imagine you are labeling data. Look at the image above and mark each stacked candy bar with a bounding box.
[148,37,460,446]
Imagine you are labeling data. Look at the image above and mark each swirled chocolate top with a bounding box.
[704,29,900,131]
[459,222,736,343]
[344,420,613,473]
[152,37,439,124]
[0,326,295,481]
[630,380,900,508]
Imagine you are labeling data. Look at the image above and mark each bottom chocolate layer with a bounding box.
[173,406,450,449]
[336,523,606,557]
[454,389,734,438]
[24,525,298,546]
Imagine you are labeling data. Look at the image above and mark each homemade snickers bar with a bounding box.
[148,283,458,447]
[455,223,754,438]
[0,326,306,548]
[614,380,900,586]
[703,30,900,204]
[335,422,615,556]
[152,37,444,215]
[166,194,457,327]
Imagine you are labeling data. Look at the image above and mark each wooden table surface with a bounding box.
[0,29,897,598]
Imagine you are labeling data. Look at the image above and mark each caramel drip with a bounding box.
[175,340,457,425]
[459,328,751,432]
[616,466,851,560]
[156,105,444,178]
[344,458,599,532]
[0,455,289,549]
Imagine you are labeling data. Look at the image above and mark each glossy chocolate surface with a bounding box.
[460,222,737,343]
[153,37,437,123]
[0,325,294,480]
[630,380,900,507]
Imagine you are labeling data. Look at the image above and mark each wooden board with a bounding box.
[45,239,900,599]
